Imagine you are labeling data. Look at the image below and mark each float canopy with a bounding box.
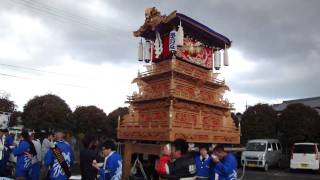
[134,11,232,49]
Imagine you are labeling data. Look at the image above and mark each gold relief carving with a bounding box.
[172,131,239,144]
[174,60,209,80]
[135,79,151,96]
[202,115,221,129]
[175,84,196,99]
[202,106,225,116]
[149,80,170,97]
[173,101,200,112]
[119,130,169,141]
[199,90,216,104]
[171,76,228,106]
[194,88,200,98]
[138,111,168,123]
[174,132,209,141]
[174,111,199,128]
[212,135,239,143]
[133,78,172,100]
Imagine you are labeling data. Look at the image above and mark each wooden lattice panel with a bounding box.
[118,58,240,144]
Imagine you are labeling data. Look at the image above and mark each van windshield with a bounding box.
[246,142,266,151]
[293,145,315,154]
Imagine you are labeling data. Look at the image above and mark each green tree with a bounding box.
[241,104,278,144]
[22,94,73,131]
[73,105,108,134]
[0,94,16,113]
[107,107,129,139]
[279,103,320,149]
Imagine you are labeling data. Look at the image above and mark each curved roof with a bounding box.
[138,11,232,49]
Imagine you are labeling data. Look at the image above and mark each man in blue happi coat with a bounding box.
[92,140,122,180]
[13,130,37,180]
[195,145,214,180]
[212,145,237,180]
[0,129,14,176]
[44,129,74,180]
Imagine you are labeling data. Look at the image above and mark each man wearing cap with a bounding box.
[44,129,74,180]
[211,145,237,180]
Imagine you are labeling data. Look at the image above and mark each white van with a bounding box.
[290,143,320,170]
[241,139,282,171]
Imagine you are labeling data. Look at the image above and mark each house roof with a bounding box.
[273,96,320,112]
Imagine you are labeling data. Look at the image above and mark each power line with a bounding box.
[0,72,28,79]
[0,72,87,89]
[23,0,111,30]
[4,0,113,35]
[11,0,110,30]
[0,63,78,77]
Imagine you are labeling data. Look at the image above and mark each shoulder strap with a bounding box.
[51,146,71,178]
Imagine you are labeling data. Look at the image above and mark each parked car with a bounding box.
[290,142,320,171]
[241,139,282,171]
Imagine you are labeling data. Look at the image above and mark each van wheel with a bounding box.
[264,163,269,172]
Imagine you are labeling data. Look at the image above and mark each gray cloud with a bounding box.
[0,0,319,101]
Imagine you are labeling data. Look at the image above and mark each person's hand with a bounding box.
[92,160,99,170]
[212,154,220,163]
[25,152,32,158]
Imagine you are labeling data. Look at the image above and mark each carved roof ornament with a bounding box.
[133,7,176,37]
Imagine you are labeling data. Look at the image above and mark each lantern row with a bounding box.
[137,21,229,70]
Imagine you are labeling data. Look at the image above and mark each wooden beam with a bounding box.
[123,143,132,180]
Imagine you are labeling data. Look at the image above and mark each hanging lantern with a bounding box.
[150,41,154,62]
[214,49,221,70]
[144,40,151,63]
[169,29,177,52]
[223,47,229,66]
[176,20,184,47]
[138,39,143,61]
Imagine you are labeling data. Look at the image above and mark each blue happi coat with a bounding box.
[99,151,122,180]
[13,140,32,178]
[44,140,74,180]
[0,135,14,176]
[214,153,237,180]
[195,155,214,179]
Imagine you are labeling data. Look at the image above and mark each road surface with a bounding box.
[241,169,319,180]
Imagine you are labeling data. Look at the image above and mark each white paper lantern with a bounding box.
[169,30,177,52]
[138,39,143,61]
[214,50,221,70]
[150,41,153,62]
[176,21,184,47]
[144,40,151,63]
[224,48,229,66]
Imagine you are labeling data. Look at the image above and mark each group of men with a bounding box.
[156,139,238,180]
[80,138,237,180]
[2,128,237,180]
[0,129,75,180]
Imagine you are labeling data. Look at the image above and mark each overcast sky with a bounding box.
[0,0,319,113]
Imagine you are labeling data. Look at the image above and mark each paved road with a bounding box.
[241,169,319,180]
